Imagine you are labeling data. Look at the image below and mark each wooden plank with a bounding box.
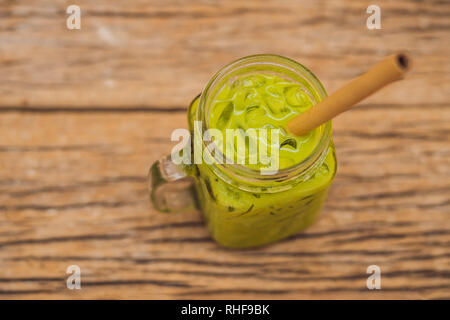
[0,105,448,299]
[0,0,449,109]
[0,0,449,300]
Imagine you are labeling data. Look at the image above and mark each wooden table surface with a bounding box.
[0,0,449,299]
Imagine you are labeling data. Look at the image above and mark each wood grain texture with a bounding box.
[0,0,449,299]
[0,0,448,108]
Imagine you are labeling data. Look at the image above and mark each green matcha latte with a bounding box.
[184,55,337,248]
[208,73,322,170]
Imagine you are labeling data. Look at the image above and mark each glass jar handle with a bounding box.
[148,155,197,213]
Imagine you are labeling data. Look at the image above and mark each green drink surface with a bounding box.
[208,73,321,170]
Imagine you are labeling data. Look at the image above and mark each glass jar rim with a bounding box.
[196,54,332,192]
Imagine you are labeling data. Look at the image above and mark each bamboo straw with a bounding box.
[287,52,412,136]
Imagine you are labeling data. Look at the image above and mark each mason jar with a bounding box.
[149,54,337,248]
